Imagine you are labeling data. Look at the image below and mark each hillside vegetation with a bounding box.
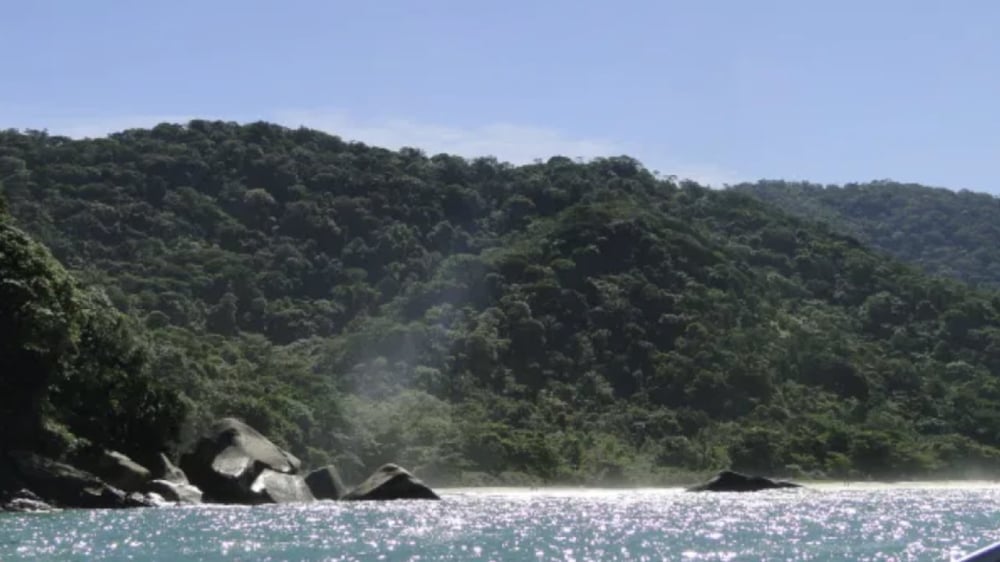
[0,201,182,468]
[4,122,1000,484]
[734,180,1000,288]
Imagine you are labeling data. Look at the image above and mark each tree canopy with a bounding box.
[734,180,1000,288]
[0,202,183,465]
[3,123,1000,483]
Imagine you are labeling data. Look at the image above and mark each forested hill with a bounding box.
[732,180,1000,288]
[4,122,1000,484]
[0,201,183,468]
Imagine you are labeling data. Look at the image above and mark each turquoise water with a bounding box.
[2,485,1000,561]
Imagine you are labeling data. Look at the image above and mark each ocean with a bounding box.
[2,484,999,561]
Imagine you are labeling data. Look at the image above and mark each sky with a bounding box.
[2,0,999,192]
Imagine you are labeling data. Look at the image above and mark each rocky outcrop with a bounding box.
[6,451,155,508]
[250,469,314,503]
[687,470,802,492]
[282,451,304,474]
[180,418,307,504]
[72,448,152,493]
[343,464,440,501]
[1,488,56,512]
[305,465,346,500]
[149,453,189,484]
[145,479,203,504]
[1,419,442,508]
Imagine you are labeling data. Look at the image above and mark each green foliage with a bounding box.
[0,215,183,462]
[4,124,1000,481]
[0,218,79,450]
[51,289,186,463]
[734,180,1000,288]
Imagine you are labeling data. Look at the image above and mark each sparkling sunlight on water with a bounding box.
[2,485,1000,561]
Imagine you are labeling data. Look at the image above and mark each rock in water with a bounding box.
[124,492,158,508]
[687,470,801,492]
[5,496,56,512]
[6,451,148,508]
[72,448,152,493]
[250,469,314,503]
[145,479,203,504]
[179,418,304,504]
[344,464,440,501]
[1,488,56,512]
[149,453,189,484]
[305,465,346,500]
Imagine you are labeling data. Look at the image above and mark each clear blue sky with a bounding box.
[3,1,998,192]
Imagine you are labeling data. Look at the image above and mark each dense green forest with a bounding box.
[4,122,1000,484]
[0,201,182,468]
[733,180,1000,288]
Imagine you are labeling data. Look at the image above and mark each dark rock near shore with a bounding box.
[124,491,157,508]
[1,420,317,508]
[5,496,57,512]
[6,451,151,508]
[1,488,56,512]
[72,448,152,493]
[180,418,304,504]
[145,479,203,504]
[343,464,440,501]
[688,470,802,492]
[149,453,189,484]
[305,465,346,500]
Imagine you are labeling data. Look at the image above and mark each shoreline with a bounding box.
[436,480,1000,494]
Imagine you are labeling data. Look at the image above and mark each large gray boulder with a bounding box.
[305,465,346,500]
[179,418,306,504]
[72,448,152,493]
[145,479,203,504]
[251,469,314,503]
[6,451,154,508]
[343,464,440,501]
[687,470,802,492]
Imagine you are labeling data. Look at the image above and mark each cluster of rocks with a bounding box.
[1,417,439,512]
[1,417,803,511]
